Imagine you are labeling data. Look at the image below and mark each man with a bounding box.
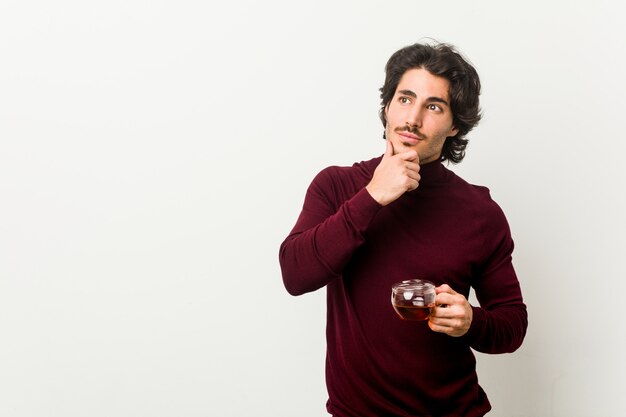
[279,42,527,417]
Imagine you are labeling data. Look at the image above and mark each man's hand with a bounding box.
[428,284,473,337]
[365,140,420,206]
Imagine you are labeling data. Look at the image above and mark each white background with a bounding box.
[1,1,625,416]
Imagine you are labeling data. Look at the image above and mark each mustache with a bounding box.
[395,125,426,139]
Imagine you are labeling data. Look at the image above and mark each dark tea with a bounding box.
[392,302,434,321]
[391,279,436,321]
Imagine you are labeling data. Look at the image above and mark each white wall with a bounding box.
[1,1,624,416]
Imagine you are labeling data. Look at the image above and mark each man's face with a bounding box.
[384,68,458,164]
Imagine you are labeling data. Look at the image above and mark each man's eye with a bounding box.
[427,104,442,111]
[399,97,411,104]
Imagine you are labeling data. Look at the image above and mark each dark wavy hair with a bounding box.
[379,42,482,164]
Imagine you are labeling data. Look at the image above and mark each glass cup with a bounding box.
[391,279,436,321]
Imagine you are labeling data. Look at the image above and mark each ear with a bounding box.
[448,124,459,137]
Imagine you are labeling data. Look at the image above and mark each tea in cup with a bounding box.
[391,279,436,321]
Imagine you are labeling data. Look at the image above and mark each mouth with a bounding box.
[397,131,423,145]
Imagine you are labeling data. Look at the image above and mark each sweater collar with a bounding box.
[415,159,450,186]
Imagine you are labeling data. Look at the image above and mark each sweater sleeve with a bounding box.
[462,201,528,354]
[279,167,382,296]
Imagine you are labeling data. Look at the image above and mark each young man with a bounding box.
[279,42,527,417]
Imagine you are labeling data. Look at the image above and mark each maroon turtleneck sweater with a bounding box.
[279,156,527,417]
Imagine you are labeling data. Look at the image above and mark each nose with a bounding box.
[406,105,423,128]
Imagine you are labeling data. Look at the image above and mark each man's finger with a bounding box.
[385,139,394,157]
[406,170,421,181]
[435,292,457,307]
[431,303,457,318]
[429,315,457,326]
[398,150,419,161]
[404,161,420,172]
[435,284,457,295]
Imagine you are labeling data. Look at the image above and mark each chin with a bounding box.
[399,140,423,153]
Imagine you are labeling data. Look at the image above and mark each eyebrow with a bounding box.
[398,89,450,106]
